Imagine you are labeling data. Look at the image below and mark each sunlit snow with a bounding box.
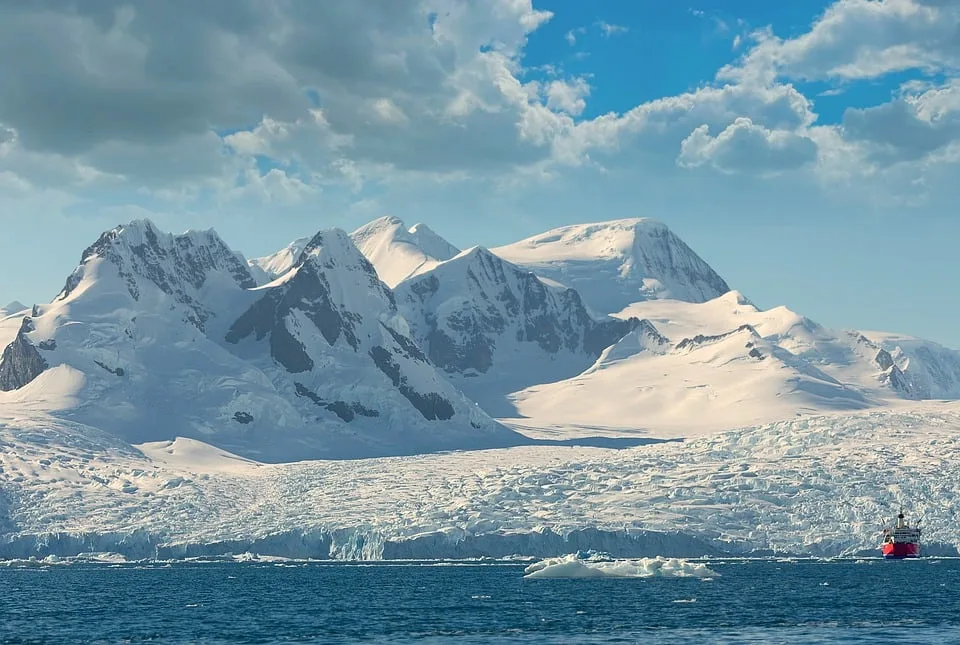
[523,554,718,579]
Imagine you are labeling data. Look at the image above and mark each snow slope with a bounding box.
[492,218,730,313]
[503,291,960,438]
[248,236,311,283]
[0,307,27,354]
[2,403,959,559]
[616,292,960,402]
[394,246,639,415]
[507,320,871,438]
[254,216,461,288]
[350,216,461,287]
[0,220,522,461]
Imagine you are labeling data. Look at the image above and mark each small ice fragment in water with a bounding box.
[523,554,719,579]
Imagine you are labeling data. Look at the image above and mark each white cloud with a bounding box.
[722,0,960,83]
[555,80,818,169]
[598,21,629,37]
[370,98,409,124]
[0,0,955,229]
[544,78,591,116]
[565,27,586,45]
[678,117,818,174]
[842,79,960,163]
[226,168,319,205]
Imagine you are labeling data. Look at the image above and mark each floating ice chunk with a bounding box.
[523,554,719,579]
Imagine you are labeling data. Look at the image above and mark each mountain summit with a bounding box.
[492,218,730,315]
[0,219,521,461]
[393,245,641,414]
[350,216,461,287]
[0,301,27,317]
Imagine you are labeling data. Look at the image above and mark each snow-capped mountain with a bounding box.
[393,246,641,414]
[0,220,521,461]
[349,216,461,287]
[251,216,460,288]
[506,290,960,438]
[4,214,960,562]
[616,292,960,402]
[492,218,731,314]
[0,301,26,318]
[507,311,871,438]
[248,235,311,284]
[224,228,515,456]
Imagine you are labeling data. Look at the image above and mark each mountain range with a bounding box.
[2,215,959,460]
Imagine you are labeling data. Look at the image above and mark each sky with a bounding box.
[0,0,958,347]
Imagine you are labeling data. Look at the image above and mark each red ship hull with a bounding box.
[882,542,920,559]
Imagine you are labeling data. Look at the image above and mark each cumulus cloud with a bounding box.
[0,0,561,187]
[678,118,819,174]
[722,0,960,83]
[842,79,960,164]
[543,78,591,116]
[0,0,955,215]
[555,80,818,168]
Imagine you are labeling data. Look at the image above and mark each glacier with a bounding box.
[2,404,959,560]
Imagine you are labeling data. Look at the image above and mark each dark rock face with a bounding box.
[226,259,359,373]
[398,248,641,375]
[0,318,48,391]
[94,361,125,377]
[875,348,895,372]
[294,383,380,422]
[228,230,456,423]
[675,324,759,352]
[369,346,455,420]
[874,348,919,398]
[233,412,254,424]
[881,364,916,398]
[59,221,256,332]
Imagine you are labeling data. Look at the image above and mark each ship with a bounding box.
[881,507,921,559]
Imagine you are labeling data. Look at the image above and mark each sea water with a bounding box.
[2,558,959,643]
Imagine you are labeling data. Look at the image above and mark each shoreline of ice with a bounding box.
[2,526,958,562]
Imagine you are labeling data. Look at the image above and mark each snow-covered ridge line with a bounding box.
[492,217,731,312]
[0,219,522,460]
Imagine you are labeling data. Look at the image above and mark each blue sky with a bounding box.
[0,0,958,348]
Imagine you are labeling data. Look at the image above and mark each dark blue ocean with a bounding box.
[2,558,960,644]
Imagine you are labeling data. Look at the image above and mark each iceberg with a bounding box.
[523,554,719,579]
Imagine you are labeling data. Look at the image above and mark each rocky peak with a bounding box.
[396,245,640,378]
[227,228,393,372]
[0,317,48,391]
[57,219,256,331]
